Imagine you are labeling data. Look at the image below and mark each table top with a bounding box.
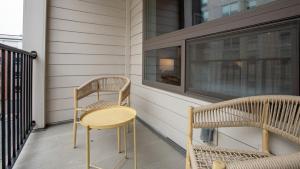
[80,106,136,129]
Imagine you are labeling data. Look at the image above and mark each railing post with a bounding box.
[16,53,20,150]
[1,49,7,169]
[12,52,16,159]
[7,50,12,167]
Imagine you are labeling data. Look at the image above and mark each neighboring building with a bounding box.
[193,0,276,24]
[0,34,22,49]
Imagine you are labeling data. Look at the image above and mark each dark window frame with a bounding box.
[142,0,300,101]
[142,41,186,94]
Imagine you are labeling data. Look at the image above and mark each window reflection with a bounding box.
[144,47,181,86]
[186,24,299,98]
[193,0,276,25]
[145,0,184,39]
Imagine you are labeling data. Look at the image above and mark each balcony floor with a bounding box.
[13,121,185,169]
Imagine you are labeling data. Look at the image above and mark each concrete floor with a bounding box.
[13,121,185,169]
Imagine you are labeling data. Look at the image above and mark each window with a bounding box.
[203,11,209,22]
[186,23,299,99]
[144,0,184,39]
[247,0,257,9]
[145,0,277,34]
[144,46,182,88]
[192,0,275,25]
[201,0,208,6]
[143,0,298,100]
[192,0,209,25]
[222,2,240,17]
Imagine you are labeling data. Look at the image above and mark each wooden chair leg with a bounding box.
[133,119,137,169]
[73,113,78,148]
[86,127,90,169]
[185,149,191,169]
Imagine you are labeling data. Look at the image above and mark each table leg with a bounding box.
[117,127,121,153]
[86,127,90,169]
[133,119,137,169]
[123,126,127,158]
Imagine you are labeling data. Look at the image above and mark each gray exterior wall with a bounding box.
[46,0,126,123]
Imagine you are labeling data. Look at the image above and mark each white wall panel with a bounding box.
[48,53,124,65]
[49,7,125,27]
[48,65,124,76]
[50,0,125,18]
[48,30,125,46]
[46,0,126,123]
[48,42,124,55]
[48,18,125,36]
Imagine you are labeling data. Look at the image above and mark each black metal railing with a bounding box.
[0,43,36,169]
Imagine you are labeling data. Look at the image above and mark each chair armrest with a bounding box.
[76,79,99,100]
[226,153,300,169]
[191,97,264,128]
[118,80,130,105]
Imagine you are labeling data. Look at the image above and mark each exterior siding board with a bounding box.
[46,0,126,123]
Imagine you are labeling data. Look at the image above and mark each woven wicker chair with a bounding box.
[73,76,130,150]
[186,95,300,169]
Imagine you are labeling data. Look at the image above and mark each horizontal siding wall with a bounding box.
[46,0,126,123]
[128,0,300,154]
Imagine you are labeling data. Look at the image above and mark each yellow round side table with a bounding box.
[80,106,137,169]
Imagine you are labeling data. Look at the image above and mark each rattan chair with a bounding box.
[186,95,300,169]
[73,76,130,150]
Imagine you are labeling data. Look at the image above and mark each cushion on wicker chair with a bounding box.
[190,144,270,169]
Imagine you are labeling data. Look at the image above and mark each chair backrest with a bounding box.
[191,95,300,145]
[263,95,300,145]
[76,76,130,100]
[98,76,129,92]
[76,79,99,100]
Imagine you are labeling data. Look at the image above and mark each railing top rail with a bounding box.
[0,43,37,58]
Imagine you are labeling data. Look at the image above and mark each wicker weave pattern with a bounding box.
[264,96,300,144]
[192,95,300,144]
[187,95,300,169]
[226,152,300,169]
[77,79,98,100]
[98,77,127,92]
[190,145,270,169]
[76,76,130,99]
[84,100,117,111]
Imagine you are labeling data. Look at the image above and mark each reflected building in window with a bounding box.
[193,0,275,25]
[186,23,298,98]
